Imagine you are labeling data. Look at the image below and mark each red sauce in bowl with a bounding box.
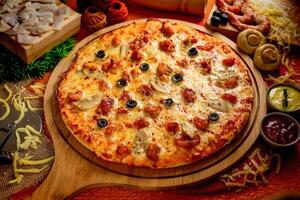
[262,114,299,145]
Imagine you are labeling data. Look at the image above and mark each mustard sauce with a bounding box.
[269,86,300,112]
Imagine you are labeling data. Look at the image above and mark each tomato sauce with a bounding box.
[262,115,299,144]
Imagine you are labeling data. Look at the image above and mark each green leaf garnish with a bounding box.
[282,88,288,109]
[0,37,76,83]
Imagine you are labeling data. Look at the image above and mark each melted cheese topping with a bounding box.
[57,20,254,168]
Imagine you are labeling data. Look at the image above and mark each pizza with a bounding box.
[56,19,254,168]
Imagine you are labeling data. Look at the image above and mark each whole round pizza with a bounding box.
[56,19,254,168]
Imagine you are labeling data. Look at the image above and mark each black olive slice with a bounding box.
[96,50,105,58]
[163,98,174,108]
[213,9,222,18]
[126,99,137,108]
[140,63,149,71]
[211,16,221,26]
[188,47,198,56]
[172,73,183,82]
[220,13,228,25]
[117,79,128,87]
[97,118,108,128]
[208,112,219,121]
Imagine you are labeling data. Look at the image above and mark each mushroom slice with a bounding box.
[31,0,55,3]
[53,15,64,30]
[150,78,171,93]
[31,22,52,35]
[181,122,196,139]
[0,13,18,26]
[38,16,54,23]
[82,68,104,79]
[19,6,36,19]
[200,133,216,145]
[73,95,103,110]
[19,14,38,27]
[0,20,11,32]
[56,6,70,19]
[0,5,10,14]
[6,0,22,9]
[119,44,127,58]
[208,98,232,113]
[33,11,53,18]
[6,25,30,35]
[132,130,148,154]
[17,34,40,45]
[31,3,57,11]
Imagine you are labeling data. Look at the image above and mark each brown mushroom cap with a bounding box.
[248,34,260,46]
[262,48,278,64]
[253,44,281,71]
[237,29,266,55]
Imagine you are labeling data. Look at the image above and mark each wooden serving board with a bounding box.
[205,0,300,47]
[31,19,266,199]
[0,2,81,64]
[206,3,238,38]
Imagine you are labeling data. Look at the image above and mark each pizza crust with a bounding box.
[56,19,254,168]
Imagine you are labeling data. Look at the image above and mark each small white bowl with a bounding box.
[266,83,300,113]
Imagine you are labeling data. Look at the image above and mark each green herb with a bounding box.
[283,88,288,99]
[0,37,76,83]
[282,88,289,109]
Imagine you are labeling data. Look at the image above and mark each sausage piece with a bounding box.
[146,143,160,161]
[116,144,131,157]
[181,88,197,103]
[159,39,175,52]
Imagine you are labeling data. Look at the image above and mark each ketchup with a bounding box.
[262,115,299,144]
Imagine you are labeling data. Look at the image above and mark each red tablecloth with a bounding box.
[10,0,300,199]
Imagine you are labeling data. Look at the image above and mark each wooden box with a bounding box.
[0,3,81,64]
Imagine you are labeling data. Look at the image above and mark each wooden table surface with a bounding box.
[24,1,300,199]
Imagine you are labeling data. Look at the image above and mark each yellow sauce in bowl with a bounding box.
[268,86,300,112]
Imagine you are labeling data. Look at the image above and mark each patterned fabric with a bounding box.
[0,81,54,200]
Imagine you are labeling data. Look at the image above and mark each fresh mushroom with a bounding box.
[237,29,266,55]
[0,19,11,32]
[132,130,148,154]
[82,68,104,79]
[73,95,103,110]
[208,98,232,113]
[253,44,281,71]
[119,44,127,58]
[181,122,196,139]
[150,78,171,93]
